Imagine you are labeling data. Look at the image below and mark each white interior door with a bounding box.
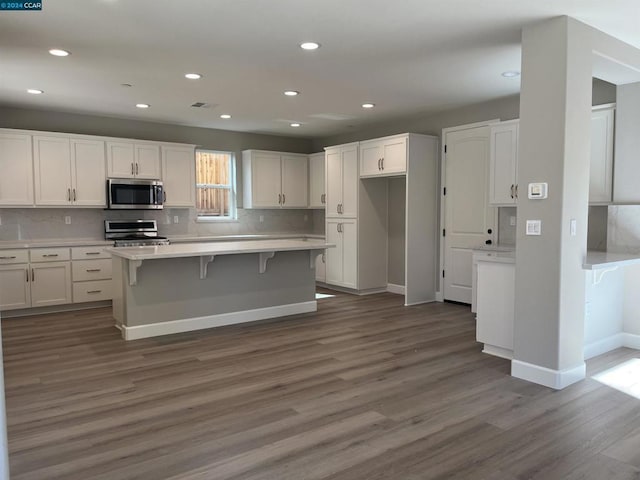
[443,126,496,304]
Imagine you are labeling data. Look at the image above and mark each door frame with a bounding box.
[437,119,500,302]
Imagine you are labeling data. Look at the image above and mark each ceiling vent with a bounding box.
[191,102,212,108]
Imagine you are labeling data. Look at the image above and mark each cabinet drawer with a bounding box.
[71,246,112,260]
[30,247,71,263]
[73,280,112,303]
[0,249,29,265]
[72,259,112,282]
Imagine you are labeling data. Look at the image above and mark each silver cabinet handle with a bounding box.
[131,162,134,175]
[278,193,282,205]
[515,184,518,199]
[87,290,102,294]
[86,269,101,272]
[73,188,76,201]
[510,184,514,199]
[67,188,71,201]
[163,191,167,203]
[378,159,381,170]
[135,163,139,175]
[282,193,285,205]
[0,256,17,260]
[336,223,340,233]
[43,254,59,257]
[85,252,100,256]
[31,268,34,282]
[26,269,29,283]
[381,157,384,170]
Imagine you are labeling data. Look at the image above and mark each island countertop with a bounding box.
[583,251,640,270]
[106,238,334,261]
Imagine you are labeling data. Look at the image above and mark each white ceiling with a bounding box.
[0,0,638,138]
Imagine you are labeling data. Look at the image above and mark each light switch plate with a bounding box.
[528,182,548,199]
[64,216,71,225]
[509,216,516,227]
[526,220,542,235]
[570,219,577,236]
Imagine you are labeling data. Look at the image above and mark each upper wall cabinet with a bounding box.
[308,152,326,208]
[489,120,519,206]
[161,145,195,207]
[242,150,308,208]
[34,135,107,207]
[107,141,161,179]
[360,135,407,177]
[590,105,615,204]
[0,132,34,206]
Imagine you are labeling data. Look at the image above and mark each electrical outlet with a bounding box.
[304,215,308,222]
[509,216,516,227]
[64,216,71,225]
[173,215,179,224]
[259,215,264,223]
[0,216,2,226]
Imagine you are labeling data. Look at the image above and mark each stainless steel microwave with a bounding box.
[107,178,164,210]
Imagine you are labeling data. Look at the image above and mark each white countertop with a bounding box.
[106,239,334,261]
[0,238,114,249]
[168,233,324,243]
[472,244,516,253]
[583,251,640,270]
[473,250,516,264]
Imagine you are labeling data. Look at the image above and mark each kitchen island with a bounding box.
[107,239,333,340]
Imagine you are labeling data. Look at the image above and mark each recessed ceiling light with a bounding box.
[27,89,43,95]
[136,103,150,109]
[290,123,301,127]
[300,42,320,50]
[284,90,299,96]
[49,49,70,57]
[362,103,375,109]
[502,71,520,78]
[185,73,202,80]
[220,114,231,119]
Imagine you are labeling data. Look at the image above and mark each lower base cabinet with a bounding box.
[326,219,357,289]
[0,265,31,310]
[315,252,326,282]
[30,262,72,307]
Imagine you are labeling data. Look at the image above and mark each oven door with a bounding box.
[108,179,164,209]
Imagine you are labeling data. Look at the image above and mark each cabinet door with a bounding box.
[360,141,383,177]
[162,146,195,207]
[0,133,34,206]
[71,138,106,206]
[590,108,614,204]
[308,153,325,208]
[381,137,407,174]
[0,265,30,311]
[33,135,72,206]
[30,262,72,307]
[135,144,162,179]
[341,219,358,288]
[107,142,136,178]
[281,155,308,207]
[341,146,359,217]
[315,252,326,282]
[325,149,342,217]
[476,261,514,351]
[489,122,518,206]
[248,152,282,207]
[325,220,343,285]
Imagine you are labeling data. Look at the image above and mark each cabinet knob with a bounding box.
[487,229,492,234]
[485,240,493,245]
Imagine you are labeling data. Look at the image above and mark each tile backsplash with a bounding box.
[608,205,640,254]
[0,207,319,241]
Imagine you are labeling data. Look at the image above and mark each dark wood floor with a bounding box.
[2,290,640,480]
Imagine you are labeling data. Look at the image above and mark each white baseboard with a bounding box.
[1,300,111,318]
[482,344,513,360]
[435,291,444,302]
[622,332,640,349]
[386,283,406,295]
[121,301,317,340]
[511,359,586,390]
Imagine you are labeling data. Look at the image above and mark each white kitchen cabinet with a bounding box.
[489,120,519,206]
[30,262,72,307]
[325,219,357,289]
[242,150,308,208]
[162,145,196,207]
[34,135,107,207]
[476,257,515,359]
[360,135,407,177]
[590,105,615,204]
[325,143,358,218]
[308,152,326,208]
[0,265,30,311]
[71,246,112,303]
[0,132,34,206]
[107,141,161,179]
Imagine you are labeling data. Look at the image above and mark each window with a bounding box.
[195,150,236,220]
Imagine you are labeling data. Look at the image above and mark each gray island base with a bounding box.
[106,240,334,340]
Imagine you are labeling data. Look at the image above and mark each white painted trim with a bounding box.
[386,283,406,295]
[1,300,111,318]
[482,344,513,360]
[584,333,625,360]
[511,359,586,390]
[121,301,317,340]
[435,291,444,302]
[622,332,640,350]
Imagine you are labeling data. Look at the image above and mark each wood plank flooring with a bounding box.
[2,290,640,479]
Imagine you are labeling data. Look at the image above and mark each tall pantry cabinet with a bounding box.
[323,134,439,305]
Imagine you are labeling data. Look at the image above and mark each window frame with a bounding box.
[195,149,238,223]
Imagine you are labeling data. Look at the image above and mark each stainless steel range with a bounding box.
[105,220,170,247]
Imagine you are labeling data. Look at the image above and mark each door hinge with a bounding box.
[442,229,446,237]
[444,145,447,154]
[442,269,445,278]
[443,187,447,196]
